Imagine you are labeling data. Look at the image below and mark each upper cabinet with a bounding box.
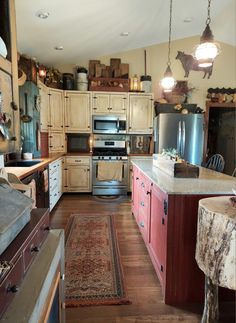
[128,93,154,134]
[64,91,91,133]
[38,81,49,132]
[92,92,127,115]
[0,0,20,153]
[48,88,64,131]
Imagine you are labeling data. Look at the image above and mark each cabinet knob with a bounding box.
[8,285,19,293]
[10,136,17,141]
[11,101,18,111]
[44,226,50,231]
[146,191,151,195]
[136,177,139,180]
[139,221,144,228]
[31,246,39,252]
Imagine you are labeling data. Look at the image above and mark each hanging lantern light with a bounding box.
[194,0,220,67]
[160,0,176,92]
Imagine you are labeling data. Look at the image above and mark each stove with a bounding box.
[92,140,128,195]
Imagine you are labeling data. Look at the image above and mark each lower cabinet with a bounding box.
[64,156,91,192]
[149,183,167,291]
[49,157,63,211]
[132,165,167,298]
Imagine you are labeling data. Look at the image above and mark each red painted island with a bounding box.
[131,159,235,305]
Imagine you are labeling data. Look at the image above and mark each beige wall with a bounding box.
[55,36,236,109]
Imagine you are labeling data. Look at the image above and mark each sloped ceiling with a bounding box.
[15,0,236,65]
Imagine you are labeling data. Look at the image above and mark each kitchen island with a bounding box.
[131,159,235,305]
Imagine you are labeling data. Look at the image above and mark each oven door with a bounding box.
[92,159,128,195]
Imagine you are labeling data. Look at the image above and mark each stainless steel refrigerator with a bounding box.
[153,113,204,165]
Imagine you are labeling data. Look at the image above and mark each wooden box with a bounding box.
[89,77,130,92]
[153,154,199,178]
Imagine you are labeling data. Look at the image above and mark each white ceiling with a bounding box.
[15,0,236,66]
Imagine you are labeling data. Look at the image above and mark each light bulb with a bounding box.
[195,42,219,67]
[160,75,176,92]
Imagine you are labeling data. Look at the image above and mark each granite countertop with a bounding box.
[132,159,236,195]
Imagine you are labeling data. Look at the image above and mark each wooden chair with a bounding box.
[205,154,225,173]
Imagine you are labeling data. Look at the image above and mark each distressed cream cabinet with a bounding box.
[38,81,49,132]
[64,156,91,192]
[48,88,65,153]
[0,0,19,153]
[64,91,91,133]
[48,88,64,131]
[92,92,127,115]
[128,93,154,134]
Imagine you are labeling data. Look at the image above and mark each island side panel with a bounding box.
[165,194,233,305]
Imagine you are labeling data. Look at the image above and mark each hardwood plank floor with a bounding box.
[50,194,235,323]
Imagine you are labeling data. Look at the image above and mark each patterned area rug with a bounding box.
[65,214,131,307]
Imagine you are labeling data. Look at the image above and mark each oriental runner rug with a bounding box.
[65,214,131,307]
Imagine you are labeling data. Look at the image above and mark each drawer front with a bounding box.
[37,212,50,247]
[0,255,23,317]
[23,231,40,273]
[49,160,58,172]
[66,156,90,165]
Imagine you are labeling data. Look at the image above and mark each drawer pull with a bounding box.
[75,159,81,162]
[139,221,144,228]
[31,246,40,252]
[140,201,144,207]
[146,191,151,195]
[8,285,19,293]
[44,226,50,231]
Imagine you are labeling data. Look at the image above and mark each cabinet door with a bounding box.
[138,172,151,243]
[149,183,167,288]
[128,94,153,134]
[39,83,49,132]
[49,89,64,131]
[65,92,91,133]
[57,158,63,197]
[110,93,127,114]
[66,165,90,192]
[92,93,109,114]
[49,132,65,152]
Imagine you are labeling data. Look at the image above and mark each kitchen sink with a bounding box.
[5,160,42,167]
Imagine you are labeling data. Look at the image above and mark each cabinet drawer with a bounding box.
[0,255,23,316]
[66,156,90,165]
[49,160,58,172]
[23,231,40,273]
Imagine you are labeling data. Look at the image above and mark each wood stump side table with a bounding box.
[196,196,236,323]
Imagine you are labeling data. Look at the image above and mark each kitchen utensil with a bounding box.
[21,92,32,123]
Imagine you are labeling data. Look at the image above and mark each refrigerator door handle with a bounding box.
[182,121,186,156]
[177,121,181,154]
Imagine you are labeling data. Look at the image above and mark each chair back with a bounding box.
[205,154,225,173]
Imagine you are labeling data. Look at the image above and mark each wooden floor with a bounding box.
[50,194,235,323]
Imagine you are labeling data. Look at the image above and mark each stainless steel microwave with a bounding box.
[92,115,127,134]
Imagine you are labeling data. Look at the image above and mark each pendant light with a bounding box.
[160,0,176,93]
[194,0,220,67]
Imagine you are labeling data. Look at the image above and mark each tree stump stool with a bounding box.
[195,196,236,323]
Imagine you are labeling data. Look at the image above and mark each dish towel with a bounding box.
[97,161,123,182]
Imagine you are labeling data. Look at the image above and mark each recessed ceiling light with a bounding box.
[183,17,193,23]
[54,45,64,51]
[120,32,130,37]
[36,10,50,19]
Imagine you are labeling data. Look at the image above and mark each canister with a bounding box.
[140,75,152,93]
